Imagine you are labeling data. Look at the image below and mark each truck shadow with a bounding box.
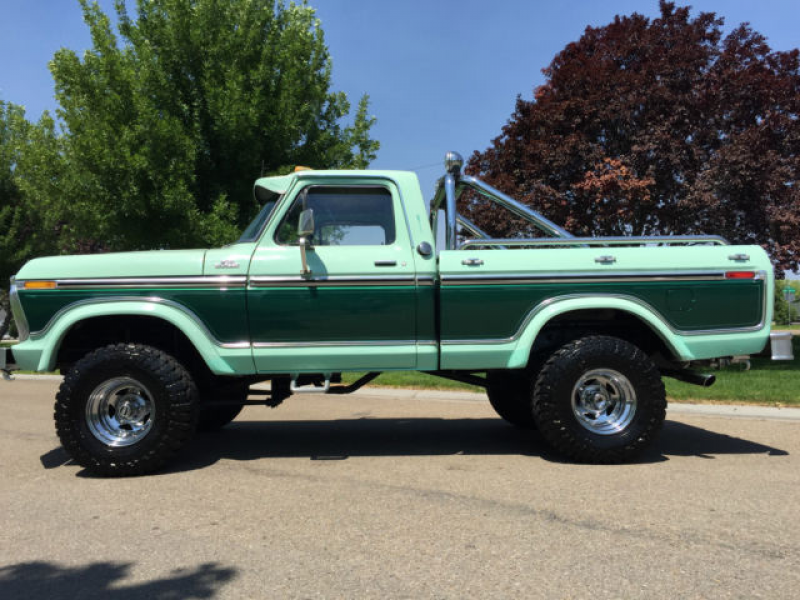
[0,560,236,600]
[42,417,788,476]
[162,417,787,473]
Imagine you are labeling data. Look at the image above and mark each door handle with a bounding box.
[374,260,397,267]
[595,255,616,264]
[461,258,484,266]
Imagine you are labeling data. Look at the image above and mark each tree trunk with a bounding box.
[0,291,11,340]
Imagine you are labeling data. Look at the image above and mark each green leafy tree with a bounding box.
[775,280,798,325]
[0,101,25,337]
[0,101,65,337]
[50,0,379,250]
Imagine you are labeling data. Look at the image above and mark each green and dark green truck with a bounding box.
[1,152,780,475]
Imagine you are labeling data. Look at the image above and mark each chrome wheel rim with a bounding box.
[571,369,636,435]
[85,377,155,447]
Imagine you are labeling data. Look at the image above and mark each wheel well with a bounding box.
[56,315,215,385]
[530,309,677,363]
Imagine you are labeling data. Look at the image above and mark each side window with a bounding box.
[276,186,396,246]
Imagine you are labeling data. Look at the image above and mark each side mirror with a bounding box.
[297,208,315,275]
[298,208,315,239]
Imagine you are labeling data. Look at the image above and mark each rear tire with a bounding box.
[54,343,199,476]
[532,335,666,463]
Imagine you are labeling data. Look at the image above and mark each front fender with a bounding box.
[507,295,689,368]
[13,298,254,375]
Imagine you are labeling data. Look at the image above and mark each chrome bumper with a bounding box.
[770,331,794,361]
[9,278,30,342]
[0,347,18,379]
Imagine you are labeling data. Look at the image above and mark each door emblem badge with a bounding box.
[215,259,240,269]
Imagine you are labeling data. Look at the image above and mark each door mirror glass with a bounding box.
[297,208,315,239]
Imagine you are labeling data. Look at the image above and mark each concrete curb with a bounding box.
[10,374,64,382]
[8,375,800,421]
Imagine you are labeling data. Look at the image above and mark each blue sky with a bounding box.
[1,0,798,201]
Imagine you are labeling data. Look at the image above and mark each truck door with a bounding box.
[248,180,419,373]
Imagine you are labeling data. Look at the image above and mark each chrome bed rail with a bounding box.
[459,235,730,250]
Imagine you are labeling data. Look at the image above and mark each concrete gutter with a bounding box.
[10,374,800,422]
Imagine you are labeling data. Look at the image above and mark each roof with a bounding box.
[253,174,295,195]
[253,170,419,196]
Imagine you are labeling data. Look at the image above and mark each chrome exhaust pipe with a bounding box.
[663,369,716,387]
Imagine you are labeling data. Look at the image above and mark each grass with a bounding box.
[342,338,800,407]
[770,324,800,331]
[342,371,481,392]
[663,337,800,406]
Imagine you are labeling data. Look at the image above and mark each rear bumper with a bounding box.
[770,331,794,361]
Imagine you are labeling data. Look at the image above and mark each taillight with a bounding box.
[725,271,756,280]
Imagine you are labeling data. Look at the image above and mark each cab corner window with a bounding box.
[276,186,396,246]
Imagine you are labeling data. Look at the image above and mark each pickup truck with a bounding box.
[1,152,775,475]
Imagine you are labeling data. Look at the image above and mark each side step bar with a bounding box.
[289,372,382,395]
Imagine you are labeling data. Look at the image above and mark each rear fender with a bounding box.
[508,295,688,368]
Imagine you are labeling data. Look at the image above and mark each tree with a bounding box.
[0,101,66,338]
[774,280,798,325]
[465,1,800,271]
[49,0,379,250]
[0,101,24,338]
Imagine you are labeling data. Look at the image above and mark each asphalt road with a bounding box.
[1,379,799,600]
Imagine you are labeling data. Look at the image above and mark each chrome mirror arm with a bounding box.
[298,237,313,276]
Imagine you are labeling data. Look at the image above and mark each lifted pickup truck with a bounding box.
[2,152,775,475]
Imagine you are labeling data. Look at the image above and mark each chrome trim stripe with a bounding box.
[458,234,729,249]
[252,340,418,348]
[249,275,416,288]
[440,271,728,286]
[441,290,768,346]
[219,341,253,350]
[52,276,247,289]
[29,295,249,348]
[9,278,30,342]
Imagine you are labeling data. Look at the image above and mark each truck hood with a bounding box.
[15,249,208,280]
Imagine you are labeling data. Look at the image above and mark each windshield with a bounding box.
[237,191,281,243]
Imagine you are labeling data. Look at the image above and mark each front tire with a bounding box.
[532,336,666,463]
[54,343,199,476]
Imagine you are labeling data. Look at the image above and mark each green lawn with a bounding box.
[770,324,800,331]
[342,371,482,392]
[663,337,800,406]
[343,338,800,407]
